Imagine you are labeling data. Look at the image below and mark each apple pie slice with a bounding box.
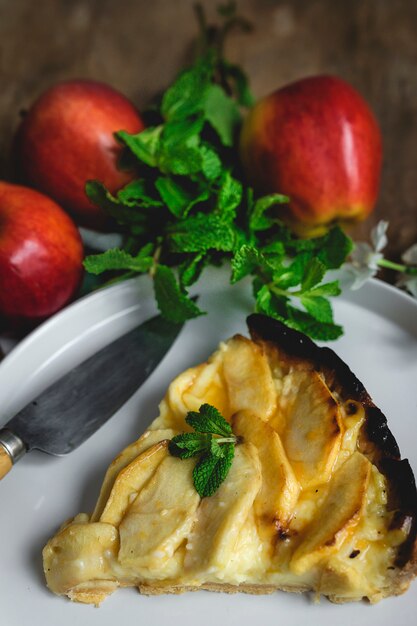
[43,314,417,605]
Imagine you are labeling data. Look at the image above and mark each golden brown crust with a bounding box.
[138,582,306,597]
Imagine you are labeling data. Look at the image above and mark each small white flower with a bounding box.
[397,274,417,298]
[397,242,417,298]
[343,221,388,290]
[351,241,383,271]
[371,220,389,252]
[401,243,417,266]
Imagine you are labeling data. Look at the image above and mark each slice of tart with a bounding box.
[43,314,417,606]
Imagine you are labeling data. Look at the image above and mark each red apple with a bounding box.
[240,75,382,236]
[0,181,84,328]
[16,80,144,231]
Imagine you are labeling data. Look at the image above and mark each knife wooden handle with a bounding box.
[0,430,26,480]
[0,445,12,479]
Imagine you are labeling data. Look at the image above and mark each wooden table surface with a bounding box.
[1,0,416,269]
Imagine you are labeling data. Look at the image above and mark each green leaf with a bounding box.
[168,403,237,497]
[231,245,268,283]
[155,177,192,218]
[203,84,241,146]
[288,226,353,270]
[157,177,210,218]
[287,307,343,341]
[254,283,273,315]
[185,403,232,437]
[200,145,222,181]
[273,252,312,290]
[117,127,162,168]
[168,213,235,253]
[162,116,205,148]
[317,226,353,269]
[301,258,327,292]
[250,194,289,231]
[159,144,203,176]
[305,281,341,297]
[217,172,242,220]
[261,241,286,257]
[178,253,207,288]
[84,248,153,275]
[300,295,334,323]
[210,438,224,458]
[85,180,119,212]
[86,181,160,231]
[168,432,212,458]
[153,265,204,323]
[161,56,213,121]
[254,283,289,319]
[117,180,164,208]
[193,443,235,497]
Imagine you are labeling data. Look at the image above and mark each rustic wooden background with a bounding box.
[1,0,416,266]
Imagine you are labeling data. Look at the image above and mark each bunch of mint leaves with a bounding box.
[84,4,352,341]
[168,403,237,498]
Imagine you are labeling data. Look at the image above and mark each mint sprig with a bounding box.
[83,5,352,341]
[169,403,237,497]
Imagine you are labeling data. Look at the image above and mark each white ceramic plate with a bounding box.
[1,267,416,626]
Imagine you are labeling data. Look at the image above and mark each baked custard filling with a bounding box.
[43,316,417,606]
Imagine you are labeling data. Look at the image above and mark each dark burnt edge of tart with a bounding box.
[380,458,417,569]
[246,313,417,572]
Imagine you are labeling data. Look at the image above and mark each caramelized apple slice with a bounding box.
[223,336,276,421]
[291,452,371,574]
[118,456,200,571]
[232,410,300,538]
[155,349,230,430]
[184,443,262,576]
[43,521,119,599]
[91,429,175,522]
[278,371,343,488]
[99,440,169,526]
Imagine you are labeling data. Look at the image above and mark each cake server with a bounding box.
[0,312,183,480]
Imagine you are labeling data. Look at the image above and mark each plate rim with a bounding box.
[1,272,416,379]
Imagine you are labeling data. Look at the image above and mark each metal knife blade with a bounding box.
[0,312,183,478]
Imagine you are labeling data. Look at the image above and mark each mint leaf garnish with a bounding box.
[83,248,153,275]
[117,127,162,168]
[299,295,334,324]
[168,214,235,253]
[178,253,207,288]
[193,443,235,498]
[169,404,236,497]
[155,177,206,219]
[169,432,212,458]
[217,172,243,220]
[204,84,240,147]
[153,265,204,323]
[84,5,352,341]
[249,193,289,232]
[231,245,270,283]
[186,403,232,437]
[301,258,326,292]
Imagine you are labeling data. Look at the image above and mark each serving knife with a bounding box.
[0,312,184,480]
